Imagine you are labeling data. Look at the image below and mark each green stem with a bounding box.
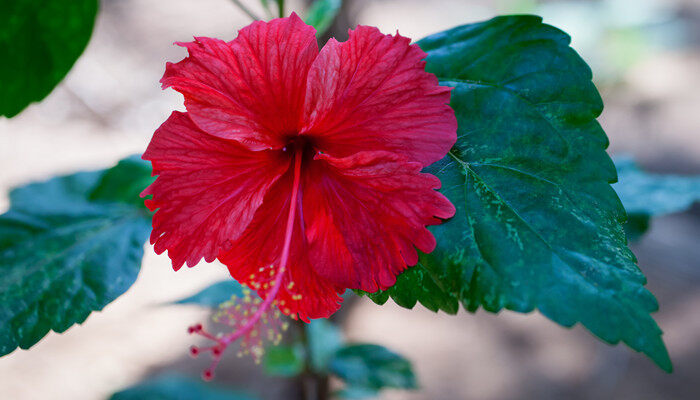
[277,0,285,17]
[230,0,261,21]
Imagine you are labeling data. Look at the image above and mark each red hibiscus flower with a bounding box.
[142,13,456,377]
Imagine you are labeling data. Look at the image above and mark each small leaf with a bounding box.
[175,280,245,307]
[0,157,152,356]
[330,344,417,391]
[305,0,341,37]
[368,15,671,372]
[263,344,305,377]
[614,156,700,239]
[1,0,99,117]
[306,319,344,372]
[90,155,156,206]
[110,373,256,400]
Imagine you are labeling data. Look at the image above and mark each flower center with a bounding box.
[282,134,318,163]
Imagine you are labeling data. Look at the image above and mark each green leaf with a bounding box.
[175,280,244,307]
[330,344,417,391]
[615,156,700,240]
[263,344,305,377]
[305,0,341,37]
[0,0,99,117]
[306,319,343,372]
[0,157,152,356]
[90,155,155,206]
[614,156,700,239]
[622,214,651,242]
[110,374,256,400]
[368,15,671,371]
[358,265,459,314]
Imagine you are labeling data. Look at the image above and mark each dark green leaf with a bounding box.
[0,0,99,117]
[306,319,343,372]
[622,214,651,242]
[175,280,244,307]
[305,0,341,37]
[263,344,305,377]
[90,155,155,206]
[110,374,256,400]
[369,15,671,371]
[330,344,417,391]
[0,157,152,356]
[614,156,700,239]
[361,265,458,314]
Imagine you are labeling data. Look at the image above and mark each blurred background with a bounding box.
[1,0,699,398]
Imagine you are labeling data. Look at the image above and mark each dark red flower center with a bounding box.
[281,133,319,164]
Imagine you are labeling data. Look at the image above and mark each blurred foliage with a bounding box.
[0,0,98,117]
[175,280,245,307]
[0,156,152,356]
[498,0,687,84]
[330,344,417,396]
[263,343,305,376]
[110,374,257,400]
[306,319,344,373]
[614,156,700,240]
[305,0,342,37]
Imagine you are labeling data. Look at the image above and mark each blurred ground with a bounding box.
[0,0,699,399]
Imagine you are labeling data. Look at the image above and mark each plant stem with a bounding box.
[277,0,285,17]
[230,0,261,21]
[297,320,330,400]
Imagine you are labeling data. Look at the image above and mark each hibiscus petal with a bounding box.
[142,111,290,270]
[219,168,344,321]
[161,13,318,149]
[303,151,456,292]
[302,26,457,166]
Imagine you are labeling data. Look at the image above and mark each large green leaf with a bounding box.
[330,344,417,392]
[0,0,99,117]
[614,156,700,239]
[110,374,256,400]
[367,15,671,371]
[0,157,153,356]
